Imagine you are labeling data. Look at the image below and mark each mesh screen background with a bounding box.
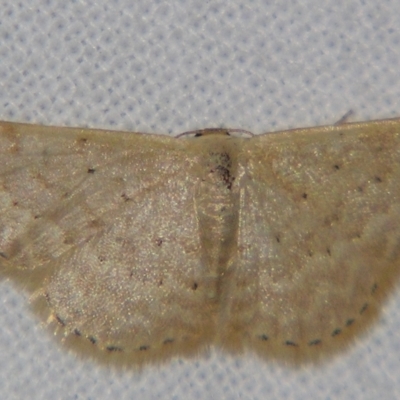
[1,1,400,399]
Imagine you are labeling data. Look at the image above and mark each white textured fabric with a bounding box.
[1,1,400,399]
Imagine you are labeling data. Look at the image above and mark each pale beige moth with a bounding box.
[0,118,399,366]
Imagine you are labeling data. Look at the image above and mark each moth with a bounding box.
[0,118,399,366]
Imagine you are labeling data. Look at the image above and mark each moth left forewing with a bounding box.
[0,121,219,365]
[222,119,400,361]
